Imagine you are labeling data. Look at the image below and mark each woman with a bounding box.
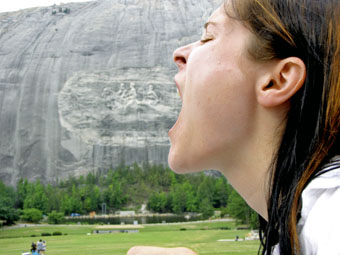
[129,0,340,254]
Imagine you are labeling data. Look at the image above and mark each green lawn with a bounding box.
[0,222,260,255]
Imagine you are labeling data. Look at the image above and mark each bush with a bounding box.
[41,232,51,236]
[0,206,19,226]
[219,226,230,230]
[48,211,65,224]
[52,231,62,236]
[21,208,43,223]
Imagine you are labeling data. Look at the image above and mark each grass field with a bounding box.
[0,221,260,255]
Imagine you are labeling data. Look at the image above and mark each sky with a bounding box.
[0,0,93,13]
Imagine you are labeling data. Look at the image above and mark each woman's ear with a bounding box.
[256,57,306,107]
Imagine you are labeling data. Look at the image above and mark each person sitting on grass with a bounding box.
[40,240,46,255]
[37,240,43,254]
[30,242,39,255]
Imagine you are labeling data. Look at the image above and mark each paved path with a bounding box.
[3,218,235,229]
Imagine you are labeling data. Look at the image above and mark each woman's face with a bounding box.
[168,6,266,173]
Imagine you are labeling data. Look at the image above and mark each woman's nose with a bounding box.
[173,43,194,70]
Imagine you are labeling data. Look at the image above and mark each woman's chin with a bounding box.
[168,148,189,174]
[168,151,181,173]
[168,148,202,174]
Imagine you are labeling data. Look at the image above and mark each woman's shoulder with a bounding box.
[298,156,340,254]
[305,155,340,189]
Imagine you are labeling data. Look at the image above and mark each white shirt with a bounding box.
[274,157,340,255]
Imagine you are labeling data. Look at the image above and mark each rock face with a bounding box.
[0,0,220,185]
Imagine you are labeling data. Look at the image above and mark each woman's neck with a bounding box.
[220,145,272,220]
[219,107,286,220]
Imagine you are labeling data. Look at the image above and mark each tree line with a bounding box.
[0,163,258,227]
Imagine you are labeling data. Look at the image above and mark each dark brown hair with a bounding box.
[224,0,340,254]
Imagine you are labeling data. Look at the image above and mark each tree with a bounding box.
[147,192,167,213]
[0,180,16,205]
[171,183,187,214]
[213,177,229,208]
[186,191,198,212]
[83,185,101,212]
[86,172,96,185]
[199,198,214,218]
[70,185,82,213]
[0,205,19,226]
[103,177,126,211]
[249,210,259,229]
[48,211,65,224]
[23,180,48,213]
[16,178,28,209]
[45,184,60,212]
[159,167,172,188]
[165,192,173,212]
[0,180,19,225]
[60,194,72,215]
[197,177,214,204]
[21,208,43,223]
[182,182,197,212]
[0,163,241,221]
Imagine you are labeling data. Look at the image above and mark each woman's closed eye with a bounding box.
[200,34,214,43]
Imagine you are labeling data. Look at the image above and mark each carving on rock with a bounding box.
[58,67,181,148]
[146,84,160,105]
[102,82,161,110]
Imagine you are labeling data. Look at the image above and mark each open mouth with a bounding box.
[169,78,183,136]
[168,106,183,136]
[174,77,183,99]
